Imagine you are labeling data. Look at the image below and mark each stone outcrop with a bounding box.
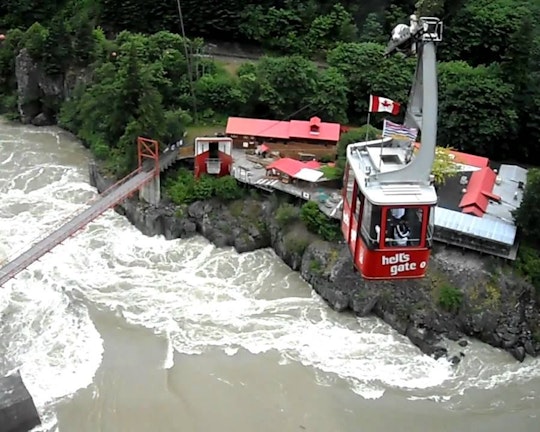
[14,48,90,125]
[89,163,540,363]
[0,371,41,432]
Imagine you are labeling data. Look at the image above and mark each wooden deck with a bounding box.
[231,149,342,219]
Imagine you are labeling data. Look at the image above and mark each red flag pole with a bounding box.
[366,95,372,142]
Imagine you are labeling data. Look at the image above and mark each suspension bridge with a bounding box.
[0,137,192,287]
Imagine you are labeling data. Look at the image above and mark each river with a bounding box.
[0,118,538,431]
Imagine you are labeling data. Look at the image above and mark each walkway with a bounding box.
[231,149,343,219]
[0,169,154,287]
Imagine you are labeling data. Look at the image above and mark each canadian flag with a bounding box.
[368,95,400,115]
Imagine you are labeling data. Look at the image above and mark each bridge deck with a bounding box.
[0,169,154,287]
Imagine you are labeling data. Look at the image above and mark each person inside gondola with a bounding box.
[391,207,405,220]
[393,220,410,246]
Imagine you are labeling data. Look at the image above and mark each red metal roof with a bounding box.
[289,119,341,142]
[304,160,321,169]
[226,117,290,139]
[266,158,321,177]
[449,150,489,168]
[225,116,340,142]
[459,167,501,216]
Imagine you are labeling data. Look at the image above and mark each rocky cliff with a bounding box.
[89,163,540,363]
[15,48,89,125]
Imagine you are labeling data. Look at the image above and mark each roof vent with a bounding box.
[493,168,498,174]
[495,176,502,185]
[459,175,468,185]
[514,191,519,200]
[461,188,467,194]
[518,181,524,190]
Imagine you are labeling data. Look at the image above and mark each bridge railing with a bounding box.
[0,166,143,267]
[0,170,155,283]
[99,166,143,197]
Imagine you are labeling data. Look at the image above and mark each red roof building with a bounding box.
[459,166,501,217]
[266,158,321,176]
[448,150,489,169]
[225,116,341,143]
[266,158,324,182]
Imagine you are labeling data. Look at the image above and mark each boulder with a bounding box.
[15,48,73,125]
[0,371,41,432]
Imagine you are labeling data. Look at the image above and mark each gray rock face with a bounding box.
[89,163,540,363]
[14,48,89,125]
[0,371,41,432]
[15,49,41,123]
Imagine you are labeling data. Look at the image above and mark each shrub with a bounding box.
[192,175,215,200]
[438,284,463,312]
[165,172,243,205]
[275,203,299,227]
[515,245,540,298]
[320,165,341,180]
[215,176,243,200]
[283,231,311,255]
[300,201,341,241]
[22,23,49,59]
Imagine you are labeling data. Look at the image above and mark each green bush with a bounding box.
[165,171,243,205]
[320,165,341,180]
[275,203,299,227]
[214,175,243,200]
[515,245,540,298]
[192,175,215,200]
[438,284,463,312]
[283,231,311,255]
[0,94,18,118]
[300,201,341,241]
[90,138,110,160]
[22,23,49,59]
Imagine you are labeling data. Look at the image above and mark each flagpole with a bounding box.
[365,111,371,142]
[378,118,386,172]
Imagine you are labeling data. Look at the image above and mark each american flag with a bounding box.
[382,119,418,141]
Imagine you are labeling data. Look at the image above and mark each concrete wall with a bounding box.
[139,176,161,205]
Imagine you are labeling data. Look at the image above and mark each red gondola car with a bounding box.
[341,16,443,280]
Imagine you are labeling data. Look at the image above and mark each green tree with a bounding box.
[514,169,540,245]
[431,147,458,186]
[359,13,386,44]
[309,67,349,124]
[441,0,530,64]
[21,22,49,59]
[254,55,319,118]
[327,42,414,122]
[305,4,357,53]
[438,61,517,157]
[300,201,341,241]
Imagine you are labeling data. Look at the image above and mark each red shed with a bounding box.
[194,137,233,178]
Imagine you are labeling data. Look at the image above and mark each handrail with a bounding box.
[0,167,142,267]
[0,170,154,286]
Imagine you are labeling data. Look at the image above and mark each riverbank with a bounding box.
[89,163,540,363]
